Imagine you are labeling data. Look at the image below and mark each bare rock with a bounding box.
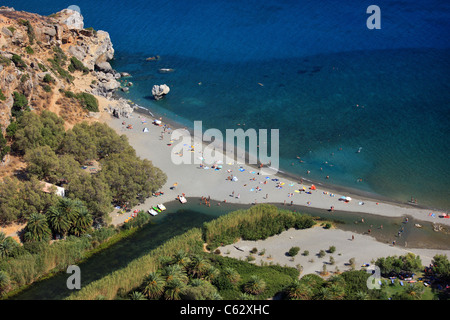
[152,84,170,100]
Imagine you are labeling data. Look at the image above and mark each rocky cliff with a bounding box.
[0,6,131,135]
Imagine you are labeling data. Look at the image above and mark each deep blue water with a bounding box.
[8,0,450,210]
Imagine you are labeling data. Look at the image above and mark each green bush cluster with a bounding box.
[68,57,89,74]
[0,226,120,296]
[1,111,166,225]
[11,54,26,70]
[202,204,315,249]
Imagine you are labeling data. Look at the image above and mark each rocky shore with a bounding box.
[0,6,135,135]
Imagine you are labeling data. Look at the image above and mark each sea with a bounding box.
[7,0,450,210]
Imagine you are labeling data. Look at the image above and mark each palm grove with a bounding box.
[0,95,167,241]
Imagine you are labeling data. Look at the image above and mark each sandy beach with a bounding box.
[218,226,450,278]
[103,111,450,229]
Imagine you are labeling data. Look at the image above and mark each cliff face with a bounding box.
[0,6,123,133]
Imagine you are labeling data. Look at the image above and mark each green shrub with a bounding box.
[76,92,99,112]
[202,204,315,249]
[0,89,6,101]
[12,54,26,70]
[38,63,48,72]
[288,246,300,257]
[25,46,34,54]
[42,84,52,92]
[43,73,54,83]
[69,57,89,74]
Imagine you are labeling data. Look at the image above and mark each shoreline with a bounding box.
[100,106,450,232]
[126,102,444,214]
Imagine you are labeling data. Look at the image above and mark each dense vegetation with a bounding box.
[202,204,316,250]
[0,225,125,296]
[1,110,166,225]
[0,125,9,161]
[0,105,166,296]
[63,205,449,300]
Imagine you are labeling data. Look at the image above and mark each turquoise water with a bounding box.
[7,0,450,210]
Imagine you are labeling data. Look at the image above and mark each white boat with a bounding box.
[157,204,166,211]
[178,196,187,204]
[148,209,158,216]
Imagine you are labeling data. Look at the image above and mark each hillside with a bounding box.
[0,6,133,175]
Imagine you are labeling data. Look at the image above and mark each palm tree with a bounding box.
[47,206,71,237]
[328,283,345,300]
[354,291,369,300]
[284,280,312,300]
[129,291,147,300]
[142,272,165,299]
[164,279,185,300]
[188,255,209,279]
[204,265,220,282]
[0,232,18,259]
[316,287,334,300]
[23,213,51,242]
[222,267,241,284]
[243,275,266,295]
[239,292,255,300]
[70,207,93,236]
[173,250,190,268]
[161,264,188,283]
[404,283,424,300]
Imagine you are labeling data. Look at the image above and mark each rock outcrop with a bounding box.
[107,98,134,118]
[0,6,127,130]
[152,84,170,100]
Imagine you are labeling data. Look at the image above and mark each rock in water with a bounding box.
[152,84,170,100]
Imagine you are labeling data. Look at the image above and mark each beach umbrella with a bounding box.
[310,185,316,190]
[345,196,352,201]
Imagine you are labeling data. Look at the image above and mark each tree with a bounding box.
[431,254,450,281]
[25,145,60,181]
[222,267,241,284]
[0,232,19,259]
[0,271,11,296]
[46,206,71,237]
[161,264,188,283]
[164,279,185,300]
[288,246,300,257]
[187,255,209,279]
[284,279,312,300]
[23,213,51,242]
[47,198,90,237]
[129,291,147,300]
[0,125,9,161]
[69,206,93,236]
[142,272,164,299]
[173,250,190,269]
[243,275,266,295]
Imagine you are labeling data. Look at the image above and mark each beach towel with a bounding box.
[239,168,245,172]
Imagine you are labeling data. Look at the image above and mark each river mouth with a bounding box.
[10,200,449,300]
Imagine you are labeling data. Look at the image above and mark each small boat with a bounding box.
[158,68,174,73]
[148,209,158,216]
[414,224,422,228]
[178,196,187,204]
[153,206,161,213]
[157,204,166,211]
